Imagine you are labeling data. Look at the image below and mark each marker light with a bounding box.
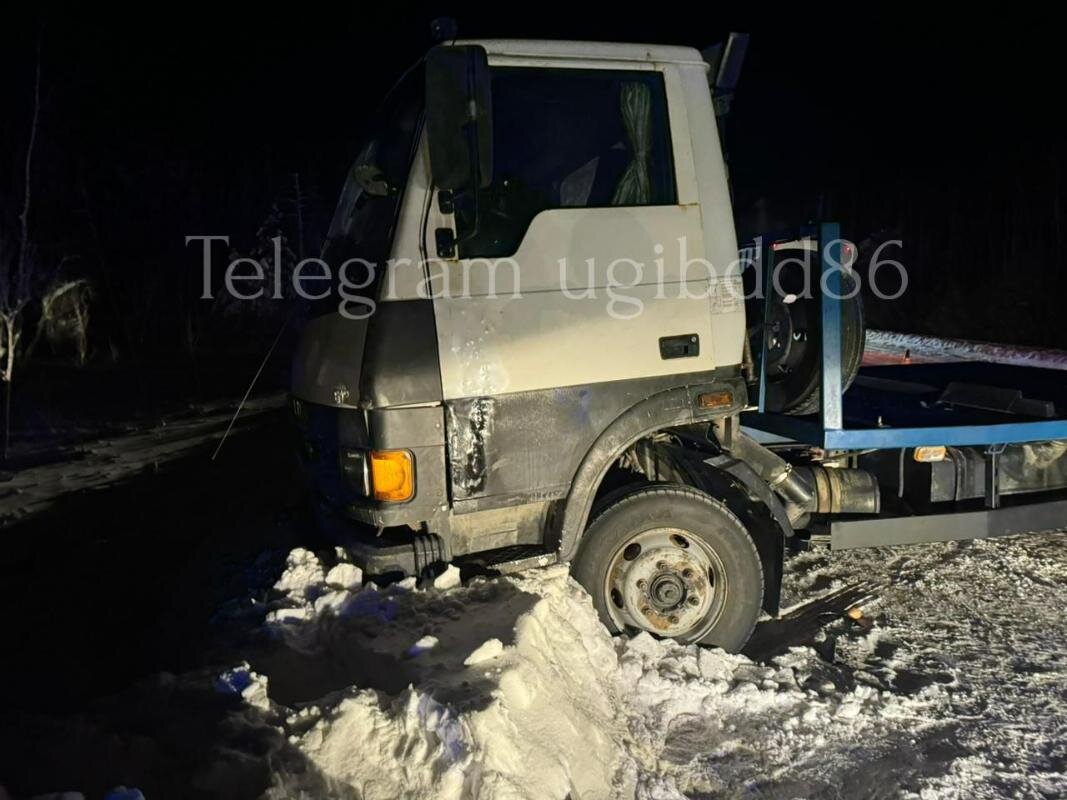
[370,449,414,502]
[913,446,947,463]
[697,390,734,410]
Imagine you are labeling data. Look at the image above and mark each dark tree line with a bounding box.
[823,145,1067,349]
[4,11,1066,374]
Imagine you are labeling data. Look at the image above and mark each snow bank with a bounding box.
[253,559,625,799]
[0,392,285,526]
[223,549,950,799]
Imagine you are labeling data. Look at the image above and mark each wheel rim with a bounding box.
[603,527,728,641]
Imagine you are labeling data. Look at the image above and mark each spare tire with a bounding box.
[749,265,865,416]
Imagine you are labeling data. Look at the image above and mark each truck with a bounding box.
[289,36,1067,652]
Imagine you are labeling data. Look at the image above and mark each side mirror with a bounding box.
[425,45,493,191]
[701,32,749,118]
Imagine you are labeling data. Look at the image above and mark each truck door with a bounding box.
[425,62,717,506]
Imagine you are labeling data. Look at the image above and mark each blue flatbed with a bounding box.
[742,223,1067,451]
[739,223,1067,548]
[744,361,1067,449]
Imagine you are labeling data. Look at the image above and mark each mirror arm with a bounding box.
[453,53,486,251]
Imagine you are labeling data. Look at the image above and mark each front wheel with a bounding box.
[571,485,763,652]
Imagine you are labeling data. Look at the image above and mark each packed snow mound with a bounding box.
[252,557,625,799]
[227,549,952,800]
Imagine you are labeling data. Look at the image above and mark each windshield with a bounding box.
[315,61,424,314]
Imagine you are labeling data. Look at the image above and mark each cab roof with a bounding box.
[456,39,708,68]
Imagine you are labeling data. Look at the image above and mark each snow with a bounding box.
[433,564,463,590]
[775,535,1067,799]
[462,637,504,665]
[212,538,1067,800]
[408,635,439,656]
[214,663,272,712]
[324,563,363,591]
[255,563,626,800]
[273,548,326,600]
[865,329,1067,369]
[6,531,1065,798]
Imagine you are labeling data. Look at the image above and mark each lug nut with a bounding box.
[640,606,651,616]
[687,596,700,606]
[656,561,668,570]
[636,579,647,590]
[668,615,679,625]
[682,568,694,579]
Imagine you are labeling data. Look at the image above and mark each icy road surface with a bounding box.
[221,535,1065,799]
[0,393,285,527]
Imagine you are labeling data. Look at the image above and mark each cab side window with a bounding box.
[455,67,676,258]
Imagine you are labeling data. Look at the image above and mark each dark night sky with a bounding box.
[2,5,1065,350]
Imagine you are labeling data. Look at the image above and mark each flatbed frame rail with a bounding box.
[741,222,1067,547]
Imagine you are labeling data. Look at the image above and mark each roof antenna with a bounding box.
[430,17,458,43]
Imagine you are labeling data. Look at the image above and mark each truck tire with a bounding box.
[571,485,763,652]
[755,268,865,416]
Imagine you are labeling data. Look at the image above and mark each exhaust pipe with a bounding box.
[796,465,880,515]
[714,422,879,526]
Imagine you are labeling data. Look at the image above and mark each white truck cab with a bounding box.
[290,38,875,651]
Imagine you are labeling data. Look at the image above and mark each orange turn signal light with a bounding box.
[370,449,414,502]
[697,390,734,410]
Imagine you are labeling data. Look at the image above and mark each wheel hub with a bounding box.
[648,572,686,611]
[605,528,726,641]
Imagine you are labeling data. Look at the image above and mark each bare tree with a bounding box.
[40,279,94,366]
[0,35,82,460]
[0,40,45,459]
